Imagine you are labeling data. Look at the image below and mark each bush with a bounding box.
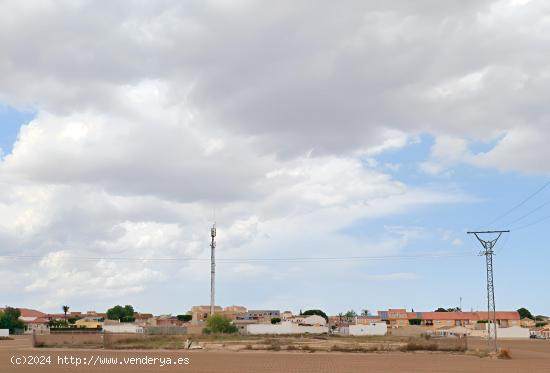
[408,318,422,325]
[535,322,547,328]
[497,348,512,359]
[67,317,81,324]
[49,319,69,328]
[206,315,238,334]
[401,342,438,351]
[271,317,281,324]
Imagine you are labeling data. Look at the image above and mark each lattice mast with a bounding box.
[467,230,509,352]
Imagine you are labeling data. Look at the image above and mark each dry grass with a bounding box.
[466,349,490,358]
[330,344,379,353]
[497,348,512,359]
[400,341,466,353]
[0,337,14,341]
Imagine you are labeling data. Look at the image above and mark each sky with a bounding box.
[0,0,549,317]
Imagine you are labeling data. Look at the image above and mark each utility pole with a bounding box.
[210,223,216,317]
[467,230,509,352]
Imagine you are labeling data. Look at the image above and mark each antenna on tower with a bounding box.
[210,222,217,317]
[467,230,509,352]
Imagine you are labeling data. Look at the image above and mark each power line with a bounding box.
[0,252,477,263]
[505,199,550,227]
[480,180,550,229]
[511,214,550,231]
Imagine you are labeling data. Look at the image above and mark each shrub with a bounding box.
[206,315,238,334]
[270,317,281,324]
[401,342,438,351]
[67,317,81,324]
[286,345,296,351]
[497,348,512,359]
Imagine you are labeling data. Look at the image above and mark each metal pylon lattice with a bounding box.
[467,230,509,352]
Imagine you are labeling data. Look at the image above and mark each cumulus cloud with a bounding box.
[0,0,548,311]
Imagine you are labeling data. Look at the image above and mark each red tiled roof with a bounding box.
[18,308,46,318]
[419,311,519,321]
[27,317,49,324]
[480,312,520,321]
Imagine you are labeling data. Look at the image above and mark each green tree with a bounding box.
[62,305,69,322]
[48,319,68,328]
[517,307,534,320]
[435,308,448,312]
[177,314,192,322]
[271,317,281,324]
[107,305,135,322]
[0,307,24,334]
[409,318,422,325]
[203,314,238,334]
[67,316,81,324]
[361,309,369,316]
[302,309,329,322]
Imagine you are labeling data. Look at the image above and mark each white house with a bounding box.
[341,323,387,336]
[301,315,327,326]
[246,321,328,335]
[103,324,144,333]
[469,325,530,339]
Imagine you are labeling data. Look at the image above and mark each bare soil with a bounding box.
[1,335,549,372]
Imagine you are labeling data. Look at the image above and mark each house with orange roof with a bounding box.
[378,309,520,330]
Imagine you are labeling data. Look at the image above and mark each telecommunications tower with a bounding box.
[210,223,216,317]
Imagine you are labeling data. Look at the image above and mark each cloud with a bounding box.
[1,0,548,311]
[0,0,549,160]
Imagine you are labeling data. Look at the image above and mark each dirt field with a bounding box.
[1,335,550,372]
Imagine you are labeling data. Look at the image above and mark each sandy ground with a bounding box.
[1,335,549,372]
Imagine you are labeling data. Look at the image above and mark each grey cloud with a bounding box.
[3,0,549,160]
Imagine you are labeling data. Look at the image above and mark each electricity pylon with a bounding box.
[467,230,509,352]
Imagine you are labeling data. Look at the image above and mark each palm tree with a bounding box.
[62,305,69,322]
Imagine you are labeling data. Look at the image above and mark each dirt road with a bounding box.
[1,336,549,372]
